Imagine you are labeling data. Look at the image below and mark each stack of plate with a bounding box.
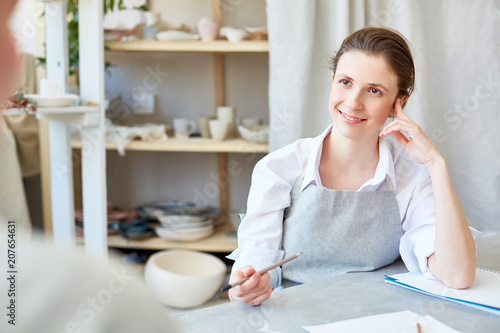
[140,201,218,242]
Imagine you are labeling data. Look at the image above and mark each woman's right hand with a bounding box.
[228,265,273,306]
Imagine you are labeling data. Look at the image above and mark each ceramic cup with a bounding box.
[217,106,236,138]
[40,79,61,98]
[197,21,219,41]
[173,118,196,138]
[199,115,216,138]
[208,119,228,141]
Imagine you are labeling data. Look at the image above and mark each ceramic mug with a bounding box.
[209,119,228,141]
[199,115,216,138]
[173,118,196,138]
[217,106,236,138]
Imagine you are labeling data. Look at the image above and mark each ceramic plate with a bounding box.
[25,94,79,107]
[155,224,214,242]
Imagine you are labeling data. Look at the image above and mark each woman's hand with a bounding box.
[228,265,273,306]
[379,98,442,167]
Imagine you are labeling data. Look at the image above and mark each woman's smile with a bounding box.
[338,109,367,124]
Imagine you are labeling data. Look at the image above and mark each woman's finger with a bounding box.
[247,285,273,306]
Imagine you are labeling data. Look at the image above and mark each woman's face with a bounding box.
[0,0,20,103]
[329,51,401,141]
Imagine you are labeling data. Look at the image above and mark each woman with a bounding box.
[227,27,479,306]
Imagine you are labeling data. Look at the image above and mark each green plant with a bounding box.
[38,0,130,79]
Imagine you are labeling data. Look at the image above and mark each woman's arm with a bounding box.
[380,98,476,288]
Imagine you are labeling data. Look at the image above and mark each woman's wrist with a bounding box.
[424,150,445,171]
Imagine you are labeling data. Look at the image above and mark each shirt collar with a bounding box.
[300,124,397,192]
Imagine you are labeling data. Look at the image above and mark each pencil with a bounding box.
[220,252,302,292]
[416,322,422,333]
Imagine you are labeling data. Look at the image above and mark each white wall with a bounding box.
[105,0,269,212]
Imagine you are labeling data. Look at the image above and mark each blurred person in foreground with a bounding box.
[0,1,178,332]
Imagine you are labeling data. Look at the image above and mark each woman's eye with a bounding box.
[370,88,381,95]
[340,79,350,86]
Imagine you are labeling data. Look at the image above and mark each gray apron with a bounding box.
[282,161,403,284]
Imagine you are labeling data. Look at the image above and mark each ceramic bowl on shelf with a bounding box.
[144,249,226,308]
[25,94,78,107]
[238,124,269,143]
[155,223,214,242]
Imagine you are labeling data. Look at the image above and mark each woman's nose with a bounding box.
[345,90,363,111]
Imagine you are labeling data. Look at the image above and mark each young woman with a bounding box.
[227,27,479,306]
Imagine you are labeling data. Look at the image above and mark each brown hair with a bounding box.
[330,27,415,100]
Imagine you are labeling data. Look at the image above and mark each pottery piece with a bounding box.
[199,115,216,138]
[173,118,196,138]
[217,106,236,138]
[144,250,226,308]
[197,19,219,41]
[208,119,228,141]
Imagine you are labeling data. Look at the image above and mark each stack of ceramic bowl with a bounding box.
[75,202,137,236]
[145,201,218,242]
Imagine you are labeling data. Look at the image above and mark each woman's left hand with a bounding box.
[379,98,442,166]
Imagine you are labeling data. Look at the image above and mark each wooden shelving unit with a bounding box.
[71,137,268,153]
[105,40,269,53]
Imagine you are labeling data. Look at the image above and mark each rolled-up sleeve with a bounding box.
[227,139,311,288]
[399,171,481,279]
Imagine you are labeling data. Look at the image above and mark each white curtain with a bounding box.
[267,0,500,232]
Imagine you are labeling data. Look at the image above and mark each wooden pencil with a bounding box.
[220,253,302,292]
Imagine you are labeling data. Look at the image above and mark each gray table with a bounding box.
[176,234,500,332]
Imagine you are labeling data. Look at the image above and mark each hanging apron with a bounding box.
[282,161,403,284]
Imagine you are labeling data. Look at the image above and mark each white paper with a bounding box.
[388,268,500,310]
[303,310,460,333]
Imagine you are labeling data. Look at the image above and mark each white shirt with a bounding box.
[228,124,479,288]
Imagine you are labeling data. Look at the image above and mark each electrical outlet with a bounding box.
[133,93,155,115]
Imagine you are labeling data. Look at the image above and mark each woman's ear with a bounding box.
[401,95,409,109]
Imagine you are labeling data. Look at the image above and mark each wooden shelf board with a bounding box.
[77,223,238,253]
[71,137,269,153]
[105,40,269,53]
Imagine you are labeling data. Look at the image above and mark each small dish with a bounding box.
[25,94,78,107]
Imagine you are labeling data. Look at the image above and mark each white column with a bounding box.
[45,0,75,248]
[78,0,108,259]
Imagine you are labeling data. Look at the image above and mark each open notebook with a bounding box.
[385,267,500,315]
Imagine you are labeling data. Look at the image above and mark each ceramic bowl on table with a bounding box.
[144,249,226,308]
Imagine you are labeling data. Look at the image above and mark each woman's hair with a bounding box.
[330,27,415,99]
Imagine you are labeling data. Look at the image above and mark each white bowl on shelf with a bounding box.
[238,124,269,143]
[25,94,79,107]
[155,224,214,242]
[144,249,226,308]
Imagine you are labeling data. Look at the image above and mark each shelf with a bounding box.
[105,40,269,53]
[6,106,100,125]
[71,137,269,153]
[77,222,238,253]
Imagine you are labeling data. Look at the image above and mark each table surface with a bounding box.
[176,233,500,333]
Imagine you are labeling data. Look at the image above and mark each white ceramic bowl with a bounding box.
[155,224,214,241]
[25,94,78,107]
[144,249,226,308]
[238,124,269,143]
[157,214,208,225]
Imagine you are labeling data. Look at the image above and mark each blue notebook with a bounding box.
[385,267,500,316]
